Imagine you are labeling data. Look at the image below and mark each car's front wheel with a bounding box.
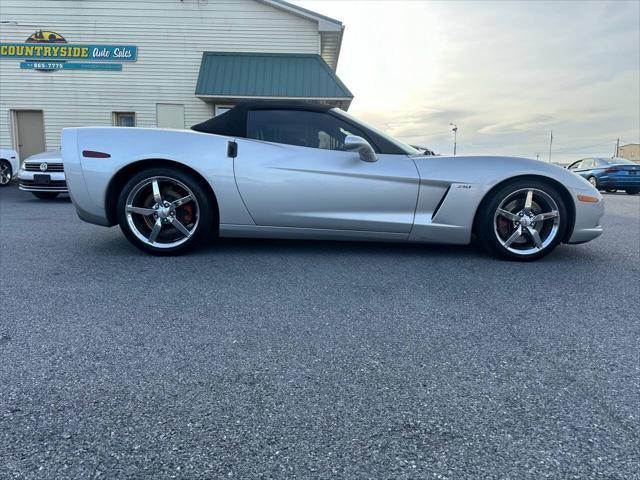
[116,167,215,255]
[0,160,12,186]
[32,192,59,199]
[476,179,568,261]
[587,176,598,189]
[626,188,639,195]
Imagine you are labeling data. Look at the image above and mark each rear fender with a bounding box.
[63,127,253,227]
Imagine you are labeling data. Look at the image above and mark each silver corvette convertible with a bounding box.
[61,102,603,260]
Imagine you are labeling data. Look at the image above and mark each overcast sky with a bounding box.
[295,0,640,162]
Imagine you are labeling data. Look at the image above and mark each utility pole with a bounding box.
[536,153,539,161]
[615,138,620,158]
[450,123,458,156]
[548,130,553,163]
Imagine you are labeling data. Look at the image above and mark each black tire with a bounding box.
[32,192,59,199]
[475,179,569,261]
[605,189,616,193]
[587,176,598,189]
[0,159,12,187]
[626,188,639,195]
[116,167,215,255]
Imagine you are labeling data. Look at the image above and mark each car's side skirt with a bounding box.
[219,224,409,242]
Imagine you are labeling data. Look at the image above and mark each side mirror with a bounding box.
[344,135,378,162]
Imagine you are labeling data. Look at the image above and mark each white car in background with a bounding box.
[0,148,20,186]
[18,151,68,199]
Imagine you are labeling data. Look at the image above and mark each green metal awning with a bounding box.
[195,52,353,104]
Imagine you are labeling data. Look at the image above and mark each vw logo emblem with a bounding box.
[39,163,48,172]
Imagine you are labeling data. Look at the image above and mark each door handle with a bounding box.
[227,141,237,158]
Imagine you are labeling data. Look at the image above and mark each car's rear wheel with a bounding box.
[116,167,214,255]
[626,188,639,195]
[605,189,616,193]
[0,160,12,186]
[476,179,568,261]
[32,192,59,199]
[587,176,598,189]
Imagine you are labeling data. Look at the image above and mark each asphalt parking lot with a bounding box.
[1,185,639,479]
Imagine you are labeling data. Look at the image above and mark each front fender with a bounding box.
[408,155,602,244]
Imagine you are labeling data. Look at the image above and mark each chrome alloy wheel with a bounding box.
[493,188,560,256]
[588,176,598,188]
[125,176,200,249]
[0,162,11,185]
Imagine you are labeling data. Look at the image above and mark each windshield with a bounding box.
[604,157,637,165]
[332,109,418,155]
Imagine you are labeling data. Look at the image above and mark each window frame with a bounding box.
[330,108,418,155]
[113,111,136,127]
[246,108,382,153]
[567,160,583,170]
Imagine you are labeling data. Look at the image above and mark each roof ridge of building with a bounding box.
[257,0,343,27]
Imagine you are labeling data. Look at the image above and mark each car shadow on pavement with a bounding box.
[94,233,597,264]
[207,236,478,259]
[20,194,72,203]
[92,227,589,263]
[93,232,481,260]
[198,237,591,263]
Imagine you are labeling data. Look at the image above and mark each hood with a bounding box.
[410,154,598,192]
[0,148,18,157]
[24,150,62,162]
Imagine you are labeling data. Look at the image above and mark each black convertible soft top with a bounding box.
[191,101,333,138]
[191,101,413,155]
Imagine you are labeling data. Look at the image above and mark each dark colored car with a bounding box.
[567,157,640,195]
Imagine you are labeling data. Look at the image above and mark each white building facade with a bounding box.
[0,0,351,160]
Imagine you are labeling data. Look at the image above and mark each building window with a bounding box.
[215,105,233,116]
[113,112,136,127]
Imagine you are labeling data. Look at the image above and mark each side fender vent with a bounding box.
[432,186,451,220]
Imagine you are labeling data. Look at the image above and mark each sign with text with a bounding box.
[1,43,137,62]
[0,30,137,71]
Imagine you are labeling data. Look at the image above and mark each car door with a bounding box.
[233,109,420,234]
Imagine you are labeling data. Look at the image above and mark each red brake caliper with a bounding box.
[182,203,194,224]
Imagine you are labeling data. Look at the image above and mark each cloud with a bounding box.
[296,0,640,161]
[477,115,557,135]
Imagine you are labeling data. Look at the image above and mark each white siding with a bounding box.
[0,0,320,150]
